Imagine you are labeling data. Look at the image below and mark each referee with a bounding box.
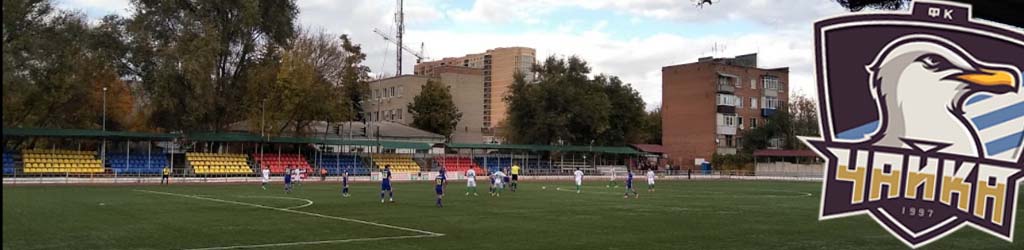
[510,162,520,192]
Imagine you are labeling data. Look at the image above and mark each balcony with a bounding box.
[717,105,736,114]
[761,108,777,117]
[717,83,735,93]
[717,126,737,135]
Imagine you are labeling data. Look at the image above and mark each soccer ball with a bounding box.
[542,186,546,190]
[556,187,561,191]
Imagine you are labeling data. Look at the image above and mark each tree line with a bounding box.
[3,0,370,136]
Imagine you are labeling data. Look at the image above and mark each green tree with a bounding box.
[643,108,662,144]
[3,0,135,130]
[339,34,372,122]
[407,80,462,138]
[244,29,352,136]
[595,74,647,145]
[505,55,648,146]
[122,0,298,131]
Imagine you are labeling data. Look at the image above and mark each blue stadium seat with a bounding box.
[106,154,169,175]
[319,155,370,175]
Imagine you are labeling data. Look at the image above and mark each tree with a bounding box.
[643,108,662,144]
[244,28,352,136]
[3,0,135,130]
[339,34,372,122]
[504,55,647,146]
[122,0,298,131]
[740,94,821,153]
[407,80,462,138]
[595,75,647,145]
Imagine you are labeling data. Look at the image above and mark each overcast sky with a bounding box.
[58,0,853,110]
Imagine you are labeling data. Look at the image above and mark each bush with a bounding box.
[711,153,754,171]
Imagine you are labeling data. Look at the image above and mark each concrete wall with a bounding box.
[755,162,822,178]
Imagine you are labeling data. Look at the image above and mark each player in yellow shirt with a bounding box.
[161,167,171,185]
[510,163,521,192]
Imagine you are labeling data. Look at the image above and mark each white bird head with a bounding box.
[866,35,1021,155]
[870,35,1019,113]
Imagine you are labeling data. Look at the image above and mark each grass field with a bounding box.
[3,180,1022,250]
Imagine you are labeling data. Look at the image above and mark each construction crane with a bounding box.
[374,0,428,76]
[373,28,428,66]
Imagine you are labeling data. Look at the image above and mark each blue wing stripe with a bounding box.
[837,120,879,140]
[966,94,992,106]
[971,102,1024,131]
[985,131,1024,156]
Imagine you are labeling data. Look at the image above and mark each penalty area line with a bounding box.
[134,189,444,237]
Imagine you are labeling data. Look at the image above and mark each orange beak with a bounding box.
[956,68,1018,90]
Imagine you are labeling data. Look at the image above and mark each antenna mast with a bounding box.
[395,0,404,75]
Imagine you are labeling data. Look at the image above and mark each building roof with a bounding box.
[3,127,177,140]
[753,149,818,158]
[447,143,639,155]
[630,144,665,154]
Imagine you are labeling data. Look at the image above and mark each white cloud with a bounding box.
[57,0,847,111]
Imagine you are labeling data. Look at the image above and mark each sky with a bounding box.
[57,0,854,111]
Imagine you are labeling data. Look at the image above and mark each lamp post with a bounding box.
[102,87,108,162]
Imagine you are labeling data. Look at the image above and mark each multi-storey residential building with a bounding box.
[365,66,485,143]
[661,53,789,169]
[414,47,535,139]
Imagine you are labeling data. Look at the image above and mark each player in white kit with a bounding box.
[491,170,506,197]
[646,169,656,192]
[466,168,478,196]
[573,167,584,194]
[261,167,270,190]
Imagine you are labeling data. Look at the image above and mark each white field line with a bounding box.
[183,234,439,250]
[133,189,443,237]
[234,195,314,210]
[549,186,813,198]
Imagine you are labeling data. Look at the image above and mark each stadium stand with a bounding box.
[251,153,313,174]
[3,151,16,175]
[474,156,513,173]
[371,154,420,173]
[320,154,370,175]
[106,154,169,175]
[187,153,252,174]
[434,156,484,174]
[524,158,552,169]
[21,149,104,174]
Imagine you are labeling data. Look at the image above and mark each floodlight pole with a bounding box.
[102,87,108,163]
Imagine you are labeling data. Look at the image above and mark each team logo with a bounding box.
[804,0,1024,248]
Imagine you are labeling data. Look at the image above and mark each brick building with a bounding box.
[414,47,535,141]
[661,53,789,169]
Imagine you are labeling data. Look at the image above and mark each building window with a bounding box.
[725,135,735,147]
[751,97,758,109]
[751,118,758,128]
[762,75,780,90]
[751,79,757,89]
[763,96,780,110]
[717,75,730,86]
[398,108,403,120]
[717,94,738,106]
[738,98,744,108]
[738,116,744,129]
[717,113,737,127]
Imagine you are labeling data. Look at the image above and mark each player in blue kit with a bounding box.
[340,171,350,198]
[624,168,638,199]
[283,167,293,194]
[434,174,445,208]
[380,165,394,203]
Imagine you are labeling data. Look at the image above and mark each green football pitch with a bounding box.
[3,180,1022,250]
